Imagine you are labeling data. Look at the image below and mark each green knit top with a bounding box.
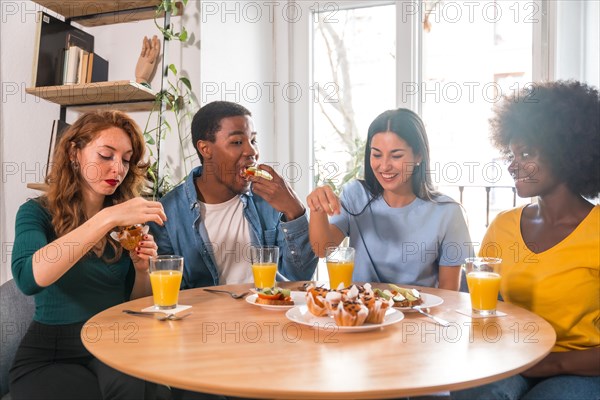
[11,199,134,325]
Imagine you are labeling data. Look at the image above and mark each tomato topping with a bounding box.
[257,292,282,300]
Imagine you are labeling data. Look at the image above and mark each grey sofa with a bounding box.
[0,279,35,400]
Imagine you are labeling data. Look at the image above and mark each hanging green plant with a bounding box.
[143,0,196,199]
[155,0,189,41]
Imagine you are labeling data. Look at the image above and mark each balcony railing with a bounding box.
[452,185,517,227]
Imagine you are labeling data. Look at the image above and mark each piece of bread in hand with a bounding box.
[110,224,149,251]
[244,166,273,181]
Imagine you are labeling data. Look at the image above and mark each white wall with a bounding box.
[0,1,201,283]
[199,1,276,165]
[1,1,57,284]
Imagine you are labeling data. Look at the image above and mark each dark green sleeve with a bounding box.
[12,200,51,295]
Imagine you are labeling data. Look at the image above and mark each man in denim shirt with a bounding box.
[150,101,318,288]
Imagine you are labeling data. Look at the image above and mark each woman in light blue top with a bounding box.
[307,108,472,289]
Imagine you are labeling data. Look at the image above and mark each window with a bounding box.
[420,0,535,242]
[312,3,395,192]
[310,0,541,246]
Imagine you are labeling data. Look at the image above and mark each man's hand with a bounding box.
[135,35,161,85]
[248,164,305,221]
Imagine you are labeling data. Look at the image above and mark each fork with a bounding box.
[412,307,451,327]
[203,288,248,299]
[122,309,192,321]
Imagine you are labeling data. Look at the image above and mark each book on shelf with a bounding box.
[79,52,90,84]
[62,49,108,85]
[84,53,94,83]
[46,119,71,177]
[31,11,94,87]
[90,53,109,83]
[64,46,82,85]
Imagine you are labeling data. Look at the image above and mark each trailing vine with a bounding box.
[144,0,195,199]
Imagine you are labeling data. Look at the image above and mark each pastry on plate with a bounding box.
[305,284,329,316]
[333,299,368,327]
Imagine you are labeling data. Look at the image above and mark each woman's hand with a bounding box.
[307,186,345,257]
[129,233,157,299]
[307,185,341,216]
[102,197,167,228]
[129,233,158,273]
[521,348,600,377]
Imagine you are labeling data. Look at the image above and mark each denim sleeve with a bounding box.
[277,211,318,281]
[12,201,46,295]
[148,221,174,256]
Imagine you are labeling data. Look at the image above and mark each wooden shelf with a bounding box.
[70,102,160,114]
[26,80,158,108]
[33,1,182,27]
[27,183,49,191]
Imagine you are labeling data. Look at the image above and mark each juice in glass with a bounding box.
[326,261,354,289]
[149,255,184,310]
[150,270,183,309]
[325,247,355,289]
[466,271,501,315]
[251,263,277,289]
[250,246,279,289]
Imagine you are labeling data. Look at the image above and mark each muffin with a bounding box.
[339,285,360,301]
[323,290,343,317]
[333,300,368,327]
[362,292,393,324]
[305,285,329,316]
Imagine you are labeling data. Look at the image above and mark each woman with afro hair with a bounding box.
[452,81,600,399]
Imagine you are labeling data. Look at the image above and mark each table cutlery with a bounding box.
[203,288,248,299]
[412,306,450,327]
[122,309,192,321]
[299,282,325,291]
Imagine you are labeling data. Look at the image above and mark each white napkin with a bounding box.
[455,309,507,318]
[141,304,192,315]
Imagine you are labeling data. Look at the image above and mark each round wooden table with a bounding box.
[82,282,556,399]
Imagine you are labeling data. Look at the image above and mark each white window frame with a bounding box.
[283,0,555,201]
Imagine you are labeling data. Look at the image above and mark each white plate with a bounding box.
[285,305,404,333]
[245,291,306,311]
[394,293,444,312]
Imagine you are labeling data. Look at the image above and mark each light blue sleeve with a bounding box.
[439,203,474,266]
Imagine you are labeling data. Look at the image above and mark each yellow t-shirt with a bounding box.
[479,205,600,352]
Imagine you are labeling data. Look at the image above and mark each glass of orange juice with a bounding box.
[149,255,184,310]
[465,257,502,316]
[326,247,355,290]
[250,246,279,289]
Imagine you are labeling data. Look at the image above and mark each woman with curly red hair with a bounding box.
[452,81,600,399]
[9,110,167,399]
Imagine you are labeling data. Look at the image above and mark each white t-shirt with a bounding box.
[199,195,253,285]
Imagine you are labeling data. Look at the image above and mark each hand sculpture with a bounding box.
[135,35,161,86]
